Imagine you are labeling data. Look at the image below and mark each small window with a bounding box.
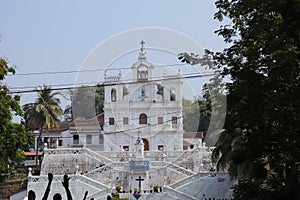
[43,137,49,146]
[123,86,129,97]
[37,137,43,148]
[137,66,148,81]
[58,139,63,146]
[50,138,57,148]
[139,113,147,124]
[73,135,79,145]
[170,91,176,101]
[109,117,115,125]
[99,134,104,144]
[158,117,163,124]
[123,117,129,125]
[172,116,177,124]
[111,88,116,102]
[86,134,92,144]
[141,89,145,97]
[158,145,164,151]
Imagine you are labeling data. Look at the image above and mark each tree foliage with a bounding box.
[211,0,300,199]
[181,82,226,147]
[182,91,211,135]
[23,85,63,167]
[123,85,129,97]
[65,84,104,121]
[180,0,300,199]
[0,57,33,182]
[182,98,200,132]
[23,85,63,130]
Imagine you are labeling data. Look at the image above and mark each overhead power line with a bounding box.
[9,71,213,90]
[7,72,215,95]
[8,63,188,76]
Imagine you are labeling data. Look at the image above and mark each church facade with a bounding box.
[22,42,233,200]
[103,41,184,152]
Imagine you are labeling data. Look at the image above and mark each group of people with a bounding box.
[27,173,112,200]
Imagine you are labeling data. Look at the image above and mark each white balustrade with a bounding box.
[163,186,197,200]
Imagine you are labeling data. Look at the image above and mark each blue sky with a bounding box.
[0,0,226,110]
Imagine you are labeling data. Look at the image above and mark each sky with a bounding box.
[0,0,227,111]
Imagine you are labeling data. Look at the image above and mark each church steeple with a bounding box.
[131,40,154,81]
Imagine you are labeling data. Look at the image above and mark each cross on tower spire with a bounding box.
[139,40,146,55]
[140,40,145,48]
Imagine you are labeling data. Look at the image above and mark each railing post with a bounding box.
[28,167,32,178]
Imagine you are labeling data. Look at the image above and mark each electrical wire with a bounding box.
[9,71,212,89]
[7,63,188,76]
[7,72,215,95]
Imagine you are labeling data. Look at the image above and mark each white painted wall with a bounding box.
[103,49,184,152]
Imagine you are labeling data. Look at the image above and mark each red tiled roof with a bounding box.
[32,113,104,135]
[24,152,43,156]
[183,140,193,146]
[33,122,70,135]
[70,113,104,126]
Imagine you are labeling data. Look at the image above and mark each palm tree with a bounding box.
[23,85,63,167]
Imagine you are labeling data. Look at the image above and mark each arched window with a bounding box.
[143,139,149,151]
[139,113,147,124]
[172,116,177,124]
[141,89,145,97]
[137,66,148,81]
[170,89,176,101]
[111,88,116,102]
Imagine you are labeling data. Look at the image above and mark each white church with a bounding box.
[22,42,234,200]
[103,40,184,152]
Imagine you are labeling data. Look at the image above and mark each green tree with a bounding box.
[123,85,129,97]
[197,86,212,136]
[67,84,104,120]
[180,0,300,198]
[156,83,176,101]
[181,84,224,146]
[156,84,164,96]
[212,0,300,199]
[0,57,33,182]
[23,85,63,167]
[182,95,211,134]
[182,98,200,132]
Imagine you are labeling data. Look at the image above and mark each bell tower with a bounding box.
[131,40,154,82]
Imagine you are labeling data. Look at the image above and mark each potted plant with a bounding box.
[112,192,119,199]
[153,185,160,193]
[116,185,122,193]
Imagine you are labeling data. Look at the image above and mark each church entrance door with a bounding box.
[142,139,149,151]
